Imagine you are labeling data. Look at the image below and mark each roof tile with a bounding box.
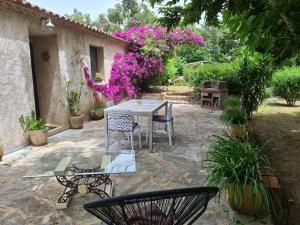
[1,0,128,44]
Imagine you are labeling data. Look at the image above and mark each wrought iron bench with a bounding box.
[84,186,219,225]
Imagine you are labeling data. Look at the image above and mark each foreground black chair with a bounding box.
[84,186,219,225]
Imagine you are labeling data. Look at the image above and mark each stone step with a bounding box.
[165,91,196,96]
[167,99,200,104]
[165,95,199,104]
[165,95,194,101]
[141,92,200,104]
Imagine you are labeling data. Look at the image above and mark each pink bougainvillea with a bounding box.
[84,25,205,103]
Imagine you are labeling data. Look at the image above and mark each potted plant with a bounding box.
[204,135,275,215]
[66,80,85,129]
[220,107,247,139]
[90,103,104,120]
[19,112,48,146]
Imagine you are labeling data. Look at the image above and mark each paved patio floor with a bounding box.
[0,104,272,225]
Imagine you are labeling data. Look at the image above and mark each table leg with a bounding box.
[164,102,168,131]
[56,186,78,209]
[55,166,112,209]
[149,114,153,153]
[104,112,108,151]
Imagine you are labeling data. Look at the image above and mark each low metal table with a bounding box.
[23,150,136,209]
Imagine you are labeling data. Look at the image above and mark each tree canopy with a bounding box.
[176,25,241,63]
[148,0,300,62]
[65,0,157,32]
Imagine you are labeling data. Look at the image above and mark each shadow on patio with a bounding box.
[0,104,272,225]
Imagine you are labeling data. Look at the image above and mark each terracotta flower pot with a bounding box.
[230,124,247,139]
[90,110,104,120]
[69,115,84,129]
[227,185,264,215]
[28,129,48,146]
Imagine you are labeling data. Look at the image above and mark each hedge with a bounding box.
[272,66,300,106]
[183,61,241,95]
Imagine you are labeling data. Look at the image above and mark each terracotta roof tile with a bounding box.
[0,0,128,44]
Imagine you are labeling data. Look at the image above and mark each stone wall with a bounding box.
[0,8,128,154]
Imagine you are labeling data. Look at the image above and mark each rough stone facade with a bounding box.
[0,8,128,154]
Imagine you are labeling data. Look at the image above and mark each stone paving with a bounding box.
[0,104,272,225]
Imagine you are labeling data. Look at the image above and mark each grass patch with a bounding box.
[250,98,300,223]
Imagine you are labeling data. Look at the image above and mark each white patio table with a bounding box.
[104,99,168,152]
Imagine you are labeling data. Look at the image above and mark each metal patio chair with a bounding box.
[84,186,219,225]
[107,109,141,151]
[147,103,174,145]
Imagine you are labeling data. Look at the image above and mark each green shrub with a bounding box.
[223,97,242,108]
[220,107,247,125]
[272,66,300,106]
[203,135,274,212]
[176,43,210,63]
[223,73,243,96]
[264,87,274,99]
[174,57,186,77]
[146,73,167,87]
[173,79,188,86]
[183,61,238,90]
[164,57,187,82]
[238,53,273,117]
[19,112,46,131]
[164,57,177,81]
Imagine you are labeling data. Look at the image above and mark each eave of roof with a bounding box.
[0,0,129,44]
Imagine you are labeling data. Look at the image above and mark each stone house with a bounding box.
[0,0,129,154]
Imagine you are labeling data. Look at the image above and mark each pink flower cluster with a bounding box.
[114,26,205,52]
[84,25,204,103]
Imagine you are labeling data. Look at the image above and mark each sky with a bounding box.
[27,0,123,19]
[27,0,193,24]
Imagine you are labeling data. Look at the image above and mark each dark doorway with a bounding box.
[29,43,40,118]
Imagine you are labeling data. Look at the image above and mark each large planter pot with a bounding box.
[28,129,48,146]
[230,124,247,139]
[227,185,264,215]
[90,110,104,120]
[69,115,84,129]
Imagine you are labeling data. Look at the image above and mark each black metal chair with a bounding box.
[84,186,219,225]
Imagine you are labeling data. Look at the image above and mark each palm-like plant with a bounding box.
[203,135,275,213]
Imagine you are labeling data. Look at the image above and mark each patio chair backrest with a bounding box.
[84,186,218,225]
[108,109,134,132]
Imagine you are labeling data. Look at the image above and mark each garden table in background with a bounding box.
[104,99,168,153]
[23,150,136,209]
